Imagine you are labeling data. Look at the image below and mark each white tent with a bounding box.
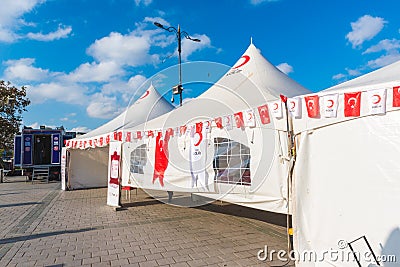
[66,84,174,189]
[291,61,400,266]
[120,42,310,214]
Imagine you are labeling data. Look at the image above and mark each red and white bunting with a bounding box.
[234,112,244,128]
[257,104,271,124]
[214,117,223,129]
[305,95,320,118]
[393,86,400,107]
[244,109,256,128]
[180,125,187,137]
[368,89,386,115]
[269,100,283,119]
[147,130,154,138]
[323,94,339,118]
[125,132,132,142]
[288,98,301,118]
[135,131,143,140]
[204,121,212,133]
[223,115,233,130]
[344,92,361,117]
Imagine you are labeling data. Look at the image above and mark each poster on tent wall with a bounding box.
[107,141,122,207]
[190,122,209,189]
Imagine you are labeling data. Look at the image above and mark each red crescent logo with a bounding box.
[232,55,250,69]
[273,103,279,110]
[139,90,150,99]
[327,99,334,108]
[372,94,381,104]
[194,132,203,147]
[290,101,296,110]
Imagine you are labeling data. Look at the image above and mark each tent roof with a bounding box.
[128,42,310,131]
[77,84,174,139]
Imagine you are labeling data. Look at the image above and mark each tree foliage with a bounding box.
[0,81,30,151]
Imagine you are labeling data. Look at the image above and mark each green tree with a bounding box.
[0,81,30,152]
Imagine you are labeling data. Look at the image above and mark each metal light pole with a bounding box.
[154,22,201,106]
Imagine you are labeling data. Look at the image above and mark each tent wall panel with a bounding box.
[68,147,109,189]
[293,111,400,266]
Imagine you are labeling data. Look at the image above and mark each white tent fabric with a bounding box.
[120,43,310,214]
[292,61,400,266]
[67,84,174,189]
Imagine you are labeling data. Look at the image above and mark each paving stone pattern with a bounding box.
[0,177,293,266]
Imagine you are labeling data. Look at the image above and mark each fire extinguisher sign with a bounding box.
[107,142,122,207]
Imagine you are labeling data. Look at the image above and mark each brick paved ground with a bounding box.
[0,176,294,266]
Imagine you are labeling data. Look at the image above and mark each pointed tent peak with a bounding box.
[250,36,253,45]
[228,42,310,98]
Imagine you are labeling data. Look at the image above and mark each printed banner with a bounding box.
[107,142,122,207]
[368,89,386,115]
[153,130,172,187]
[305,95,320,118]
[190,122,208,189]
[244,109,256,128]
[257,104,271,124]
[269,101,283,119]
[323,94,339,118]
[393,86,400,107]
[288,98,301,118]
[344,92,361,117]
[234,112,245,128]
[223,115,233,130]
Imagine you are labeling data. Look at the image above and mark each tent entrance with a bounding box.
[33,135,51,165]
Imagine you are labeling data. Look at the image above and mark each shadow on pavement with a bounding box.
[0,202,42,208]
[0,227,96,245]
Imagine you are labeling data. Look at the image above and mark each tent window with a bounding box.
[130,144,147,174]
[213,138,251,186]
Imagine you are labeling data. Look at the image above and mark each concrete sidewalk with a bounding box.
[0,177,293,266]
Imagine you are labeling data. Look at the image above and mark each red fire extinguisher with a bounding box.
[109,151,120,185]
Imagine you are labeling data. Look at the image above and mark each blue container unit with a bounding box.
[13,127,73,180]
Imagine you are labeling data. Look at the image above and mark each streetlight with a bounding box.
[154,22,201,106]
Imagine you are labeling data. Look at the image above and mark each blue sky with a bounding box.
[1,0,400,132]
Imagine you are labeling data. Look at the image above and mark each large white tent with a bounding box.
[291,61,400,266]
[120,42,310,214]
[66,84,174,189]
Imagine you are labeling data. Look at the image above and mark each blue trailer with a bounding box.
[13,126,75,181]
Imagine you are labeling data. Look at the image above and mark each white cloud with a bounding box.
[3,58,53,82]
[26,24,72,41]
[363,38,400,54]
[332,67,362,81]
[0,0,45,42]
[276,63,293,74]
[27,82,89,105]
[346,15,387,48]
[135,0,153,6]
[66,61,125,82]
[70,126,91,133]
[332,73,346,80]
[366,52,400,69]
[87,31,158,67]
[100,74,147,103]
[181,34,211,61]
[86,93,122,119]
